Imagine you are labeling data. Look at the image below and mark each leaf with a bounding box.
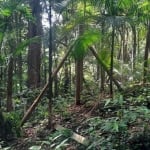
[42,140,51,145]
[104,99,111,107]
[0,8,11,17]
[113,121,119,132]
[55,138,69,150]
[98,49,111,69]
[29,146,41,150]
[72,29,101,60]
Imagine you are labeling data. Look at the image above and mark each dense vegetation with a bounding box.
[0,0,150,149]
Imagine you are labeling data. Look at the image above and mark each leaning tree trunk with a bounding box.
[27,0,42,88]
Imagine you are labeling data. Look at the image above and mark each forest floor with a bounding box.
[2,84,150,150]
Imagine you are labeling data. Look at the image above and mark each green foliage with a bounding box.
[98,49,111,69]
[71,29,101,60]
[53,95,74,118]
[4,111,22,137]
[84,94,150,149]
[29,130,70,150]
[0,111,21,141]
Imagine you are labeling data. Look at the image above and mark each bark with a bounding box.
[100,66,105,92]
[18,55,22,92]
[47,0,54,129]
[27,0,42,88]
[64,61,69,93]
[75,23,84,105]
[18,16,23,92]
[110,26,115,96]
[75,59,83,105]
[143,24,150,83]
[132,25,137,70]
[6,56,13,112]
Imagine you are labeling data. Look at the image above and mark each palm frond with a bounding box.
[71,29,101,60]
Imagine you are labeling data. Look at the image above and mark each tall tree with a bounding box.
[47,0,53,128]
[27,0,42,88]
[143,23,150,83]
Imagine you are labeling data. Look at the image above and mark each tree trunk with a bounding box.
[6,55,13,112]
[47,0,53,129]
[27,0,42,88]
[100,66,105,92]
[143,24,150,83]
[75,23,84,105]
[132,25,137,71]
[75,59,83,105]
[110,26,115,96]
[64,61,69,94]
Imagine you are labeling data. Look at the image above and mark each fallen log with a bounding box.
[54,124,90,146]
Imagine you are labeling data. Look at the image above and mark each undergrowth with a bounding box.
[2,85,150,150]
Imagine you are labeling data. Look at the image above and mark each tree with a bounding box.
[27,0,42,88]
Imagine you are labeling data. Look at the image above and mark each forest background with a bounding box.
[0,0,150,149]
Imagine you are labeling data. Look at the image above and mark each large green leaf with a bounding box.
[98,49,111,69]
[0,8,11,17]
[72,29,101,60]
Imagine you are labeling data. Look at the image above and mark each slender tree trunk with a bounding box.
[100,67,105,92]
[75,0,86,105]
[132,25,137,71]
[47,0,53,129]
[100,22,105,92]
[53,51,58,97]
[64,61,69,94]
[43,46,47,84]
[69,58,72,93]
[64,36,69,94]
[143,24,150,83]
[75,24,84,105]
[75,58,83,105]
[18,17,23,92]
[6,55,13,112]
[18,54,23,92]
[110,26,115,96]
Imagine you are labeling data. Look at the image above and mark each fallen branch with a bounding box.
[20,49,72,126]
[54,124,90,146]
